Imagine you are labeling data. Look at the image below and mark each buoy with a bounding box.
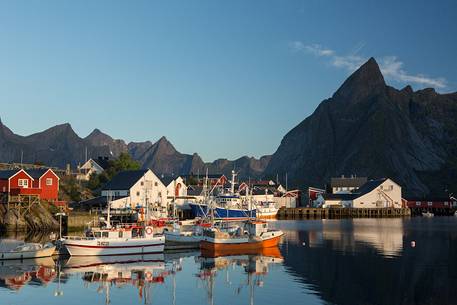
[411,241,416,248]
[302,242,306,246]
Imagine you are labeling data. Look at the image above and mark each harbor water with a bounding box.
[1,217,456,305]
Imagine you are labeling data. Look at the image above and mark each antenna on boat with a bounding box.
[106,191,112,229]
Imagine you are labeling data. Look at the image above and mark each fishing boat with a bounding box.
[61,223,165,256]
[164,220,206,250]
[61,194,165,256]
[422,211,434,217]
[200,220,283,252]
[255,200,279,219]
[189,171,256,220]
[0,239,56,260]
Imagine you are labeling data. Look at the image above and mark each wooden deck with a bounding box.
[277,207,411,219]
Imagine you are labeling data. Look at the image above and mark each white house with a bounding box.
[323,178,402,209]
[101,169,168,218]
[77,157,110,181]
[330,176,368,194]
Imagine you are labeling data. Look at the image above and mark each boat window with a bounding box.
[94,232,101,238]
[119,231,123,238]
[102,232,109,238]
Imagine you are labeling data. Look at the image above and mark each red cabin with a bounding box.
[0,169,39,196]
[27,169,60,201]
[0,168,60,202]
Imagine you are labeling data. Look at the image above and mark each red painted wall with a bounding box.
[9,171,34,191]
[38,170,59,201]
[0,179,8,192]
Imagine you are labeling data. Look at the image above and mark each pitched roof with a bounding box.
[331,177,368,188]
[95,157,111,170]
[26,169,51,179]
[76,195,128,208]
[0,169,21,179]
[323,193,357,200]
[158,176,175,187]
[102,169,149,190]
[356,178,387,195]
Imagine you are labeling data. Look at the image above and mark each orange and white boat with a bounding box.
[200,220,283,252]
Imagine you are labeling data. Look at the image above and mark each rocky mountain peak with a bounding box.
[333,57,386,102]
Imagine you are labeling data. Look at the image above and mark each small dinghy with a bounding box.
[0,240,56,260]
[422,211,434,217]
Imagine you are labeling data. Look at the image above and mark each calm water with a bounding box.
[1,217,457,305]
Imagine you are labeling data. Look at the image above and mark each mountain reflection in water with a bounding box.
[0,218,456,305]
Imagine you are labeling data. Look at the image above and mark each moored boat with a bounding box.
[164,221,206,250]
[255,200,279,219]
[61,224,165,256]
[422,211,434,217]
[0,240,56,260]
[200,220,283,252]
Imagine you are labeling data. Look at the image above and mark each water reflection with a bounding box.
[0,257,56,291]
[1,218,456,305]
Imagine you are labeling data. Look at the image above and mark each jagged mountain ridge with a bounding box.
[265,58,457,197]
[0,119,270,179]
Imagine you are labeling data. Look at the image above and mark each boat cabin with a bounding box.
[85,225,152,239]
[246,221,269,236]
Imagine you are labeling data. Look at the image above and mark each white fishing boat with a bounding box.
[61,193,165,256]
[0,239,55,260]
[164,220,207,250]
[422,211,434,217]
[61,224,165,256]
[255,200,279,219]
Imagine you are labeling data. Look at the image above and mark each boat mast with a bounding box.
[106,191,112,229]
[230,170,236,195]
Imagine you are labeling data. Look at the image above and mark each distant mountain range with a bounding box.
[0,119,270,179]
[1,57,456,197]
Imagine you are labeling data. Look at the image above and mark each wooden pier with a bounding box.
[277,207,411,219]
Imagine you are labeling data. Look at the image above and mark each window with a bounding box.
[136,191,140,196]
[141,181,144,186]
[154,181,158,187]
[102,232,109,238]
[18,179,28,188]
[119,231,123,238]
[390,185,394,190]
[46,178,53,186]
[94,232,101,238]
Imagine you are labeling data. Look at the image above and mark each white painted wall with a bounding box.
[352,179,402,208]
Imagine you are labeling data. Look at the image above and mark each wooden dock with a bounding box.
[277,207,411,219]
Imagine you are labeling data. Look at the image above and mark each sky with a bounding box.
[0,0,456,161]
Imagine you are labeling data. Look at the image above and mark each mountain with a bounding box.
[265,57,457,197]
[0,120,270,179]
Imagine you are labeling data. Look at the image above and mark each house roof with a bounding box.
[356,178,388,196]
[102,169,149,191]
[0,169,21,179]
[323,193,357,201]
[331,177,368,188]
[95,157,111,170]
[158,176,175,187]
[187,186,204,196]
[76,195,128,208]
[26,168,57,179]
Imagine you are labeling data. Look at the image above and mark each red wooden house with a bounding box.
[0,168,59,202]
[27,169,60,201]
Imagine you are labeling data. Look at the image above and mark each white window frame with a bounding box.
[46,178,53,186]
[18,179,29,188]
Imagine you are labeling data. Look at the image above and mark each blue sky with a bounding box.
[0,0,455,161]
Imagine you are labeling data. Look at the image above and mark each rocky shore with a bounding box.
[0,204,59,232]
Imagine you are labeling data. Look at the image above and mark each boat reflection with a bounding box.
[197,247,283,305]
[0,257,56,291]
[62,254,169,304]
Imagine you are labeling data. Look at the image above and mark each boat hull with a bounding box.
[200,234,282,252]
[189,203,256,219]
[0,246,56,260]
[164,231,202,250]
[63,236,165,256]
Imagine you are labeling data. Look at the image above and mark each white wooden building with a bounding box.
[101,169,168,218]
[323,178,402,209]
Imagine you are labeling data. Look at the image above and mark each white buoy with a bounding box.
[411,241,416,248]
[302,242,306,246]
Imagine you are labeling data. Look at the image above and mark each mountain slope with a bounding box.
[265,58,457,197]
